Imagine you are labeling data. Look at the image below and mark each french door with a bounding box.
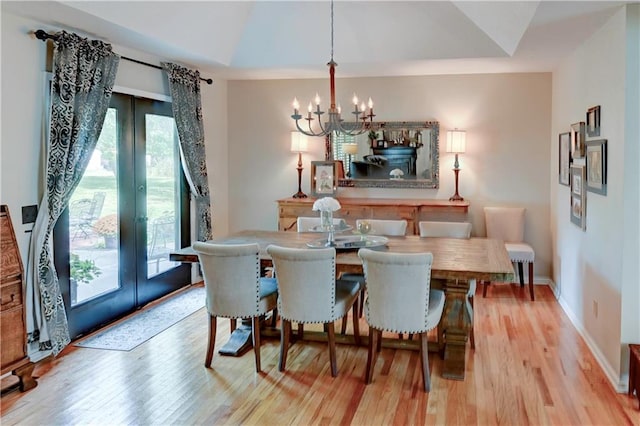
[55,93,191,339]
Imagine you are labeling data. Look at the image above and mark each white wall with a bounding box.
[0,11,229,262]
[227,73,553,278]
[551,4,639,390]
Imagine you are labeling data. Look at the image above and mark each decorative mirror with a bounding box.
[330,121,439,188]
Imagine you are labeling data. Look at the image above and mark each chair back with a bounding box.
[193,242,264,318]
[266,245,338,323]
[419,221,471,238]
[484,207,525,243]
[356,219,407,236]
[358,248,434,333]
[297,216,346,232]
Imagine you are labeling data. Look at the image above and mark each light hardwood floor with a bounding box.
[1,284,637,425]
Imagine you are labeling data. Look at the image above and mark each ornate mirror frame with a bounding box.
[331,121,440,189]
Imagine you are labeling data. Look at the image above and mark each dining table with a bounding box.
[170,229,515,381]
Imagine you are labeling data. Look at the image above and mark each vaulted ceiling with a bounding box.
[3,1,631,79]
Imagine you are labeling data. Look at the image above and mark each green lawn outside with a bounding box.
[72,175,177,222]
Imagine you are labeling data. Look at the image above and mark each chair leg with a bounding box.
[365,328,380,384]
[297,322,304,341]
[359,288,365,318]
[230,318,237,333]
[469,296,475,350]
[341,315,348,335]
[518,262,525,286]
[205,315,217,368]
[279,319,292,372]
[483,281,490,297]
[420,332,431,392]
[251,316,262,372]
[271,308,278,327]
[352,299,361,345]
[528,262,535,301]
[327,322,338,377]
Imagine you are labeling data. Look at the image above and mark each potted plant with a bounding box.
[70,253,102,284]
[69,253,102,304]
[368,130,379,147]
[92,214,118,249]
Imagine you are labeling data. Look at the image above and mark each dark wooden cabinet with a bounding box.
[372,146,417,175]
[1,205,37,392]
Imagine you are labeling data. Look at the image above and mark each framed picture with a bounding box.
[570,165,586,230]
[586,105,601,137]
[558,132,571,186]
[311,161,337,196]
[585,139,607,195]
[570,122,586,159]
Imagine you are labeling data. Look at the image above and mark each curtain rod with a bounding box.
[34,29,213,85]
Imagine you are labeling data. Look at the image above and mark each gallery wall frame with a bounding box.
[559,132,571,186]
[586,105,601,137]
[570,165,586,230]
[585,139,607,195]
[571,121,586,159]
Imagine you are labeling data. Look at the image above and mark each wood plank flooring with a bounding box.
[1,284,638,425]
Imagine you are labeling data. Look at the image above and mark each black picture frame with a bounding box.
[570,122,586,159]
[585,139,607,195]
[586,105,601,138]
[559,132,571,186]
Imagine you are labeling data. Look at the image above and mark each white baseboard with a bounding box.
[552,287,627,393]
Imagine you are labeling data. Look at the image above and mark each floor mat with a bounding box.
[74,286,205,351]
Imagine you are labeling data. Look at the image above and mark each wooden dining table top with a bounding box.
[170,230,515,283]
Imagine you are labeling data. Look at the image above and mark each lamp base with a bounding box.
[292,191,308,199]
[449,167,463,202]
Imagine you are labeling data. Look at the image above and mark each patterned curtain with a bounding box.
[25,31,119,356]
[161,62,212,241]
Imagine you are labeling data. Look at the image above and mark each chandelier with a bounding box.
[291,0,376,137]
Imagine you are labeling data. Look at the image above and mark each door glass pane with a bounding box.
[68,108,120,306]
[145,113,180,278]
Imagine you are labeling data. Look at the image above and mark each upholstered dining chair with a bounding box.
[266,245,361,377]
[296,216,347,232]
[483,207,535,301]
[192,242,278,373]
[341,219,408,331]
[358,248,445,392]
[419,221,475,349]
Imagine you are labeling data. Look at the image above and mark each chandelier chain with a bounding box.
[330,0,334,62]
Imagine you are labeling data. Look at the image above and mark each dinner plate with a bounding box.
[306,235,388,250]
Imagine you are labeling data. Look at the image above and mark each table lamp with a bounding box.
[446,129,466,201]
[291,132,309,198]
[343,143,358,178]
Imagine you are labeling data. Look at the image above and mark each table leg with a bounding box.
[441,279,472,380]
[218,319,254,357]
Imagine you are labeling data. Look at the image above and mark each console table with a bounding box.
[277,197,469,235]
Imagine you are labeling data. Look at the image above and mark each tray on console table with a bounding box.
[277,197,469,235]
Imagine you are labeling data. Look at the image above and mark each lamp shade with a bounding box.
[290,132,308,153]
[343,143,358,155]
[446,129,466,153]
